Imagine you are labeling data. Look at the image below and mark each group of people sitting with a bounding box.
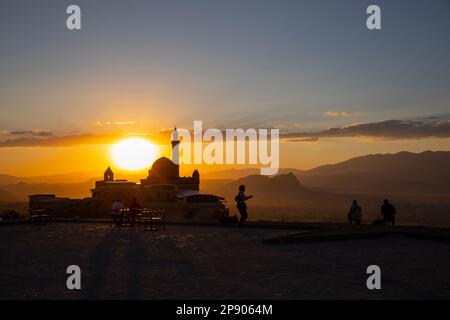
[111,197,141,226]
[347,199,397,226]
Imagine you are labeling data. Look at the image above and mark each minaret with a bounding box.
[171,126,180,177]
[192,169,200,190]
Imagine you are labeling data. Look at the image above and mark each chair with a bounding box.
[28,208,51,225]
[137,208,153,231]
[120,208,131,225]
[137,208,166,231]
[151,208,166,231]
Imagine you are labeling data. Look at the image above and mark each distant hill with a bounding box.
[0,174,23,186]
[305,151,450,176]
[298,151,450,195]
[202,151,450,197]
[203,168,305,180]
[0,171,146,186]
[0,172,98,186]
[214,172,304,195]
[2,180,96,201]
[0,188,18,202]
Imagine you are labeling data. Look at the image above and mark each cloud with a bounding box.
[0,134,118,148]
[10,130,53,137]
[325,111,361,117]
[282,119,450,141]
[95,121,136,126]
[0,131,171,148]
[1,119,449,147]
[288,136,319,142]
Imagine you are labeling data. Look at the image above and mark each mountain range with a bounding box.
[216,172,304,195]
[205,151,450,196]
[1,151,449,202]
[298,151,450,195]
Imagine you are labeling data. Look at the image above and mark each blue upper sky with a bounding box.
[1,0,449,134]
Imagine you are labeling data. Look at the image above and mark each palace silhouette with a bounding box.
[29,128,228,220]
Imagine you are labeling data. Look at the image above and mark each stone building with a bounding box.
[29,128,228,220]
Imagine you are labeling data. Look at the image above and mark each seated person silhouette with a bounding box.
[347,200,362,225]
[111,198,124,226]
[381,199,397,226]
[128,197,141,224]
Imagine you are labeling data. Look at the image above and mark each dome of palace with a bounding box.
[148,157,178,181]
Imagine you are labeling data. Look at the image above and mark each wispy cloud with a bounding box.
[9,130,53,137]
[325,111,361,117]
[283,119,450,141]
[1,119,449,147]
[0,131,171,148]
[95,121,136,126]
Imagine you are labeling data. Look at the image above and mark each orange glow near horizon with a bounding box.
[111,138,158,171]
[1,137,450,177]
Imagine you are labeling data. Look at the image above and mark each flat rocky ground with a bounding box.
[1,223,450,299]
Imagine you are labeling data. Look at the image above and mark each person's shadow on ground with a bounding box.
[83,227,150,299]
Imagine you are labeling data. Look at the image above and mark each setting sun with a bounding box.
[111,138,158,171]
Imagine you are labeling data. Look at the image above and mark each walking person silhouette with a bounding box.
[235,185,253,227]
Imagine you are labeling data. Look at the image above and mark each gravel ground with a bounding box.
[1,223,449,299]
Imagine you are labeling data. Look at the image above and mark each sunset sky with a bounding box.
[1,0,450,176]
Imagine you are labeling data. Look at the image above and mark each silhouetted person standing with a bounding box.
[347,200,362,225]
[381,199,397,226]
[235,185,253,227]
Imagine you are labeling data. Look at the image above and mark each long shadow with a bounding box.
[125,228,202,299]
[124,227,150,299]
[83,227,122,299]
[83,226,212,299]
